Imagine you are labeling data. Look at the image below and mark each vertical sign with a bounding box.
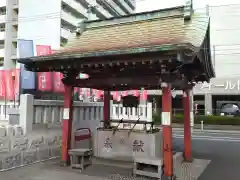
[53,72,64,92]
[18,39,36,90]
[0,70,6,99]
[36,45,52,91]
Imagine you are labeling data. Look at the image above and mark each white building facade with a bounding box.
[136,2,240,114]
[0,0,135,69]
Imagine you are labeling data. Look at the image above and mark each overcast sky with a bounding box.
[136,0,240,12]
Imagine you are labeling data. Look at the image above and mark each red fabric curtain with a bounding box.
[112,91,120,100]
[132,90,139,97]
[0,70,6,99]
[36,45,53,91]
[5,70,14,100]
[122,91,128,97]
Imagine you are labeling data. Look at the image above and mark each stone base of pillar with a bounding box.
[60,160,70,167]
[183,153,193,162]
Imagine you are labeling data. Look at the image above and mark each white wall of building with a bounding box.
[136,0,240,95]
[209,4,240,78]
[137,0,240,78]
[18,0,62,51]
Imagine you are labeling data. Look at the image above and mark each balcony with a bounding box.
[0,47,4,58]
[61,28,72,40]
[0,15,6,23]
[113,0,134,14]
[0,31,4,40]
[62,0,87,18]
[61,10,79,27]
[93,0,116,18]
[124,0,135,10]
[107,0,125,16]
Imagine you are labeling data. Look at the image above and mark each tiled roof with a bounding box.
[18,6,210,62]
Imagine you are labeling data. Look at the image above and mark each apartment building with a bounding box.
[0,0,135,69]
[0,0,18,67]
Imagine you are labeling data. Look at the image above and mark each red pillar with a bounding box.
[104,91,111,127]
[161,83,174,179]
[183,90,192,161]
[61,85,73,166]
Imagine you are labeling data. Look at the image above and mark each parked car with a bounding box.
[220,103,240,117]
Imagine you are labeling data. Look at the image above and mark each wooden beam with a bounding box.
[64,75,162,87]
[62,75,191,91]
[73,85,160,91]
[27,51,175,72]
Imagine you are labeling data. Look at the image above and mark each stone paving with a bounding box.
[0,127,212,180]
[0,156,210,180]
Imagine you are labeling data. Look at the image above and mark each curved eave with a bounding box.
[18,43,195,72]
[184,20,215,82]
[199,23,215,81]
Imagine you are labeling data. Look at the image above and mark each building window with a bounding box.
[0,7,6,15]
[0,24,5,32]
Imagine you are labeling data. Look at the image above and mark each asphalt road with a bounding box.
[173,129,240,180]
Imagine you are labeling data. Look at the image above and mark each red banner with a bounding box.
[122,91,128,97]
[133,90,139,97]
[85,88,91,97]
[5,70,14,100]
[36,45,53,91]
[0,70,6,98]
[53,72,64,92]
[37,72,52,91]
[112,91,120,101]
[94,90,101,99]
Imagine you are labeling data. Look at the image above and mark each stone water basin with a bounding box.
[94,129,162,161]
